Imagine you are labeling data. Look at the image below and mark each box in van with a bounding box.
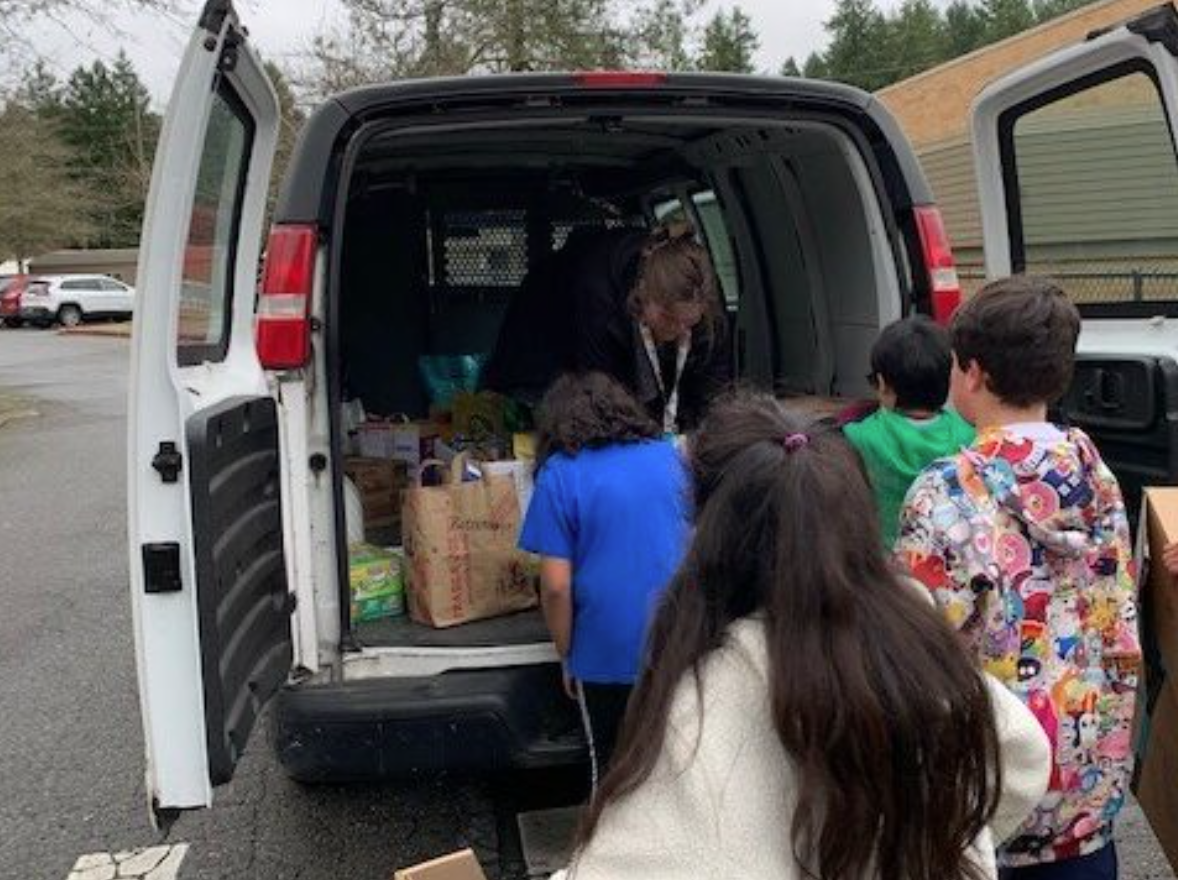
[127,0,1178,825]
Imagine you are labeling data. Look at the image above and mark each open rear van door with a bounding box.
[971,3,1178,509]
[127,0,286,825]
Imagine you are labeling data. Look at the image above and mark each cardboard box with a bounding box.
[1135,685,1178,871]
[356,420,441,477]
[1143,488,1178,685]
[393,849,487,880]
[344,457,410,544]
[1133,487,1178,872]
[777,394,856,420]
[391,421,441,477]
[357,421,399,459]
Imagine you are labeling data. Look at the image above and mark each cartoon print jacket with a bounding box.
[896,426,1141,866]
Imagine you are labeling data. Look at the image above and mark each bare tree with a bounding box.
[299,0,726,100]
[0,102,95,266]
[0,0,184,77]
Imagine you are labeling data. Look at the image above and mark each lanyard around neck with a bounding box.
[640,323,691,434]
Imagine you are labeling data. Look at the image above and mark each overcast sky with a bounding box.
[20,0,914,106]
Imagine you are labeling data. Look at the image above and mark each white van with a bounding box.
[128,0,1178,825]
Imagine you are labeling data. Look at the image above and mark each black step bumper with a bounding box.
[272,664,588,782]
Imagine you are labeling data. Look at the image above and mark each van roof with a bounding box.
[274,71,930,226]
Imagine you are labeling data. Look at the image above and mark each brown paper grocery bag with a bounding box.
[402,457,538,628]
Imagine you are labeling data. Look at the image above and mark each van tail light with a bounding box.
[913,205,961,325]
[256,224,316,370]
[574,71,668,88]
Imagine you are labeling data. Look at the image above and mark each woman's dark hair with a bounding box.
[534,372,661,471]
[628,223,724,343]
[951,275,1080,407]
[576,392,1002,880]
[871,315,953,411]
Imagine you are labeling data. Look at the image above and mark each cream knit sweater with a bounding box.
[562,617,1051,880]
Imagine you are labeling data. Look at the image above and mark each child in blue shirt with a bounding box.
[520,372,689,787]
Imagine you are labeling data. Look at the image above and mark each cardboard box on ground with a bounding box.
[1134,488,1178,873]
[393,848,487,880]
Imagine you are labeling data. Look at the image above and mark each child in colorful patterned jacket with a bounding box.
[896,276,1141,880]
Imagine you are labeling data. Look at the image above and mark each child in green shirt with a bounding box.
[844,316,974,546]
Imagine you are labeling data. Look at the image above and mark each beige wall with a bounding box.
[877,0,1168,150]
[29,250,139,285]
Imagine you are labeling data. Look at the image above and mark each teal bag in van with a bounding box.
[418,354,486,407]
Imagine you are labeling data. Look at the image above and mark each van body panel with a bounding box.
[970,3,1178,510]
[136,3,969,803]
[274,76,935,230]
[972,3,1178,284]
[272,666,585,782]
[127,0,283,819]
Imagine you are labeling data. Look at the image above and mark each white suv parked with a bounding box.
[21,274,135,327]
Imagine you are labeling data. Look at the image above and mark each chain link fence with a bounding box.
[959,267,1178,304]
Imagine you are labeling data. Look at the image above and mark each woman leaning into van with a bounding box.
[569,223,732,435]
[558,392,1052,880]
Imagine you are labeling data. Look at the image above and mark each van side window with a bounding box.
[653,197,687,224]
[692,190,739,307]
[1005,69,1178,308]
[177,85,254,365]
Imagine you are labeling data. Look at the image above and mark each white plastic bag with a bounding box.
[343,475,365,546]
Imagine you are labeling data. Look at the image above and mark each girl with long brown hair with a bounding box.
[562,392,1051,880]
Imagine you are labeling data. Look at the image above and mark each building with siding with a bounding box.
[28,249,140,285]
[877,0,1178,303]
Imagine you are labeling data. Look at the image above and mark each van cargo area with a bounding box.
[331,111,909,650]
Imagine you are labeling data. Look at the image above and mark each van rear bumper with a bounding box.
[271,664,587,782]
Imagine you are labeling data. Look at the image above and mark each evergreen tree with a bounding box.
[1032,0,1092,23]
[886,0,949,82]
[780,57,801,77]
[14,61,62,116]
[696,7,759,73]
[944,0,989,56]
[981,0,1036,42]
[56,52,159,248]
[822,0,891,91]
[630,0,704,70]
[802,51,830,80]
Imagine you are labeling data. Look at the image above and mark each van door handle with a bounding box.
[1084,369,1124,413]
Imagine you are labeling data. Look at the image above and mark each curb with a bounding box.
[56,325,133,339]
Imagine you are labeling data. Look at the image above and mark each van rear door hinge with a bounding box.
[152,441,183,484]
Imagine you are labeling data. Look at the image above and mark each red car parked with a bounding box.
[0,275,30,327]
